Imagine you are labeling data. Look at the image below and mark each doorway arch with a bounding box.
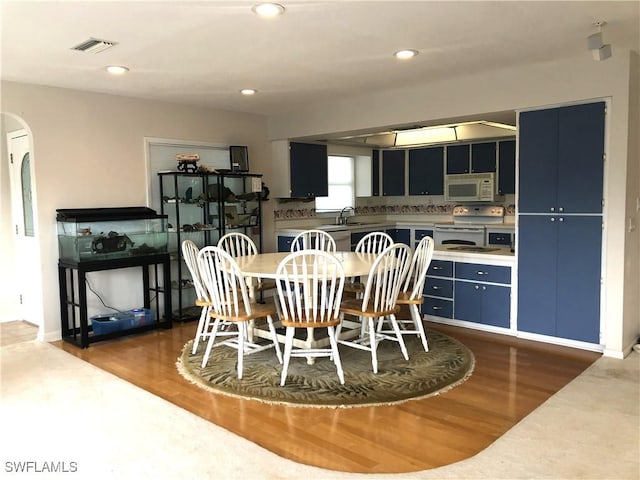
[1,112,44,339]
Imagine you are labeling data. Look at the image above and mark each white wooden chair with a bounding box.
[217,232,276,298]
[344,231,393,294]
[336,243,412,373]
[378,235,434,353]
[275,250,346,385]
[355,231,393,255]
[290,229,336,253]
[181,240,233,354]
[197,246,282,378]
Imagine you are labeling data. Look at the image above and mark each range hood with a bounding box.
[326,120,516,148]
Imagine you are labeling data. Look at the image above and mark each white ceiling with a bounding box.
[1,1,638,119]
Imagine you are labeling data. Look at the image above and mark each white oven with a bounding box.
[433,224,486,246]
[434,205,505,246]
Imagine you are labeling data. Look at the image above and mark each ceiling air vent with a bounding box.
[71,38,117,54]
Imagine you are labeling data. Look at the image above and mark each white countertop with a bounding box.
[433,245,515,266]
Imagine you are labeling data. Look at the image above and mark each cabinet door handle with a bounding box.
[558,207,564,212]
[432,306,442,310]
[550,207,555,212]
[431,286,440,290]
[432,266,442,270]
[551,217,556,222]
[482,286,487,290]
[559,217,564,222]
[474,285,480,290]
[476,271,487,275]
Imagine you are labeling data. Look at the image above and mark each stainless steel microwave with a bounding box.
[444,172,500,202]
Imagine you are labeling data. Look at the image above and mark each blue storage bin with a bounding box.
[91,313,133,335]
[129,308,155,327]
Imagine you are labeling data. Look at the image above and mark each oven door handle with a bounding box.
[434,226,485,233]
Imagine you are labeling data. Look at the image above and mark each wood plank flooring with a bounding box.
[53,321,600,474]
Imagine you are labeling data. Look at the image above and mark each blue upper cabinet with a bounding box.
[471,142,497,173]
[408,146,444,195]
[557,103,605,214]
[446,144,470,174]
[519,102,604,214]
[382,149,405,196]
[498,139,516,195]
[289,142,328,198]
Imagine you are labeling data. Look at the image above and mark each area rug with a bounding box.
[176,328,474,408]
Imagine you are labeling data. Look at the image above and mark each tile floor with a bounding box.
[0,321,37,346]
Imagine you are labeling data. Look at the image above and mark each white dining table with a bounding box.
[234,251,378,361]
[234,251,378,280]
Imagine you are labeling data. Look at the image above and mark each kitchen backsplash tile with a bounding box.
[274,201,516,220]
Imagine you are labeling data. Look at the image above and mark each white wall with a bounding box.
[267,52,637,357]
[0,82,272,340]
[623,51,640,350]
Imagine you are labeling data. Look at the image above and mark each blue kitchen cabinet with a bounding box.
[408,147,444,195]
[518,101,604,344]
[385,228,410,245]
[414,229,434,249]
[454,281,510,328]
[518,215,602,343]
[487,232,512,246]
[382,149,405,196]
[519,102,604,214]
[454,262,511,328]
[446,144,470,174]
[423,297,453,318]
[289,142,328,198]
[423,260,454,318]
[350,230,378,251]
[277,235,294,252]
[471,142,496,173]
[498,139,516,195]
[372,150,380,196]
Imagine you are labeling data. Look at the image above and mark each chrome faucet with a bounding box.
[338,206,355,225]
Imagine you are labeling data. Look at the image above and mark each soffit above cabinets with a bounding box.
[320,120,517,149]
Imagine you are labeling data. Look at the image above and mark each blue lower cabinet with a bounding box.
[487,232,512,246]
[386,228,410,245]
[277,235,294,252]
[454,281,510,328]
[414,229,434,249]
[423,297,453,318]
[424,277,453,298]
[427,260,453,277]
[518,214,601,343]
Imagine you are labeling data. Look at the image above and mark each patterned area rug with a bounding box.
[177,328,474,408]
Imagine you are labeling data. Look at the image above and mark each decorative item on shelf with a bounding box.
[229,145,249,172]
[208,184,237,202]
[224,206,241,226]
[176,153,199,173]
[197,165,217,173]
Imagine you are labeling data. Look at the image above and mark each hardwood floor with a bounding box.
[53,321,600,474]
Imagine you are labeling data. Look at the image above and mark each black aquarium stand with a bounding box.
[58,254,172,348]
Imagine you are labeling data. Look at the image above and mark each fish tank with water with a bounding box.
[56,207,168,263]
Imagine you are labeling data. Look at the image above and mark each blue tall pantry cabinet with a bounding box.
[518,102,605,344]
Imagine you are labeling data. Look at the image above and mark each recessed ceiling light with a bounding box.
[252,3,285,18]
[240,89,257,95]
[105,65,129,75]
[394,49,419,60]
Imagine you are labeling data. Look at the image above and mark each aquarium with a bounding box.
[56,207,168,263]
